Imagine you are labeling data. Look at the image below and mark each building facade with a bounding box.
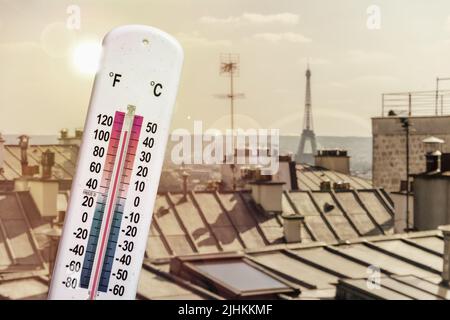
[372,115,450,192]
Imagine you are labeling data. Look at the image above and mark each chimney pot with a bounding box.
[314,149,350,174]
[41,149,55,179]
[333,181,351,191]
[182,171,189,198]
[320,180,331,191]
[425,151,442,173]
[60,129,68,139]
[282,213,304,243]
[75,129,83,139]
[423,137,445,173]
[18,134,29,165]
[18,135,39,177]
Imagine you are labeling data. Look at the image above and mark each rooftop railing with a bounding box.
[381,90,450,117]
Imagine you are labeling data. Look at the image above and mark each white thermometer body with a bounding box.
[48,25,183,300]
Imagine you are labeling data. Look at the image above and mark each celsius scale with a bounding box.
[48,25,183,299]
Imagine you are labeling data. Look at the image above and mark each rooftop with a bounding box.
[146,188,393,261]
[2,228,446,300]
[0,142,392,300]
[0,181,397,300]
[0,144,77,182]
[0,144,372,192]
[0,192,45,274]
[295,163,372,191]
[165,229,448,300]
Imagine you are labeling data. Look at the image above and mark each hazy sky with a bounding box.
[2,0,450,137]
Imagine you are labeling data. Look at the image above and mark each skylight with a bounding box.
[169,254,298,299]
[194,260,289,292]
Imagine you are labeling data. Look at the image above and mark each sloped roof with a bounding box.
[0,275,49,300]
[0,192,45,273]
[296,163,372,191]
[1,187,441,300]
[1,144,77,181]
[0,266,215,300]
[137,264,220,300]
[2,189,389,263]
[337,275,450,300]
[0,186,393,299]
[0,189,215,300]
[164,230,448,300]
[1,230,445,300]
[146,189,393,261]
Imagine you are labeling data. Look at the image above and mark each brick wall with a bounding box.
[372,116,450,192]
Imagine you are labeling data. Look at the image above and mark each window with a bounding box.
[170,253,298,299]
[195,260,288,292]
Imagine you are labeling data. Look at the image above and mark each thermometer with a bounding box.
[48,25,183,300]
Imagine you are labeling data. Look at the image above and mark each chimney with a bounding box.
[426,151,442,173]
[250,172,285,213]
[288,157,299,190]
[59,128,70,146]
[41,149,55,179]
[60,128,68,139]
[28,179,58,218]
[314,149,350,174]
[423,136,444,173]
[320,180,331,191]
[18,135,39,177]
[272,154,299,191]
[282,213,304,243]
[75,128,83,139]
[181,171,189,199]
[333,181,351,191]
[439,225,450,287]
[0,132,5,175]
[18,134,29,174]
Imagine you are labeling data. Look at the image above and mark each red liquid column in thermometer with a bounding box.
[98,113,143,294]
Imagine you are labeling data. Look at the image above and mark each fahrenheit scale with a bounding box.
[48,25,183,299]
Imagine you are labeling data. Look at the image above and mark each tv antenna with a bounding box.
[215,53,245,191]
[215,53,245,136]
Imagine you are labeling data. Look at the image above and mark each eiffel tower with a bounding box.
[296,66,317,164]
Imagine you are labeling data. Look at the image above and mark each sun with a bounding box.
[71,41,102,75]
